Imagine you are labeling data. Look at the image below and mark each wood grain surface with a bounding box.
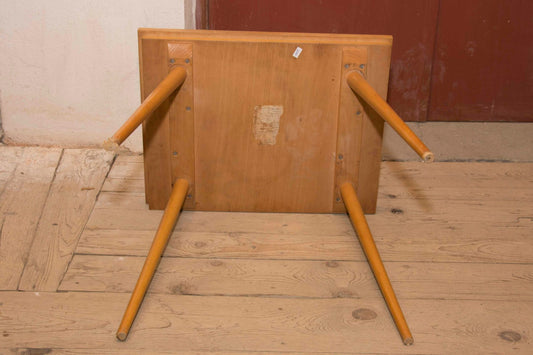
[0,292,531,354]
[138,30,392,213]
[2,149,532,354]
[18,149,114,291]
[0,148,62,289]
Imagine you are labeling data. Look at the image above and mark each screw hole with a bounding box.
[169,58,175,64]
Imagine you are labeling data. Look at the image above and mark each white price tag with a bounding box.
[292,47,303,58]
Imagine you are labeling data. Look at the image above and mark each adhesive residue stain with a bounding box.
[253,105,283,145]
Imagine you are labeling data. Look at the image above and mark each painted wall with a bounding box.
[1,1,531,161]
[0,0,188,152]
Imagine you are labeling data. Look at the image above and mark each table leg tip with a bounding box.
[423,151,434,163]
[103,138,120,152]
[403,337,414,346]
[116,332,128,341]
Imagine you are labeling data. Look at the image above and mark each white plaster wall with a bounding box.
[0,0,187,152]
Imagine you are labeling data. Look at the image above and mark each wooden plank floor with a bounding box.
[1,147,532,354]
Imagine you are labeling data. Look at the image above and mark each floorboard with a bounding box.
[1,149,532,354]
[76,223,533,264]
[0,147,62,289]
[0,291,531,354]
[18,149,114,291]
[60,255,533,301]
[0,146,23,191]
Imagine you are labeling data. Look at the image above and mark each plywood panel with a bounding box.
[193,41,340,212]
[333,48,367,212]
[168,42,195,209]
[138,30,393,213]
[140,39,173,209]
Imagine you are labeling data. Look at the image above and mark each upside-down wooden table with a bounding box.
[105,29,434,346]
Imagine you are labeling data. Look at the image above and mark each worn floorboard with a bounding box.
[0,146,23,190]
[60,254,533,301]
[1,150,532,354]
[18,149,114,291]
[75,224,533,265]
[0,291,531,354]
[0,147,62,289]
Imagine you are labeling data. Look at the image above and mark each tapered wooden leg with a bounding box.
[340,182,413,345]
[116,178,189,341]
[347,71,433,163]
[105,66,187,148]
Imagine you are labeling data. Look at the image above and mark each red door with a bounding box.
[197,0,533,122]
[428,0,533,122]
